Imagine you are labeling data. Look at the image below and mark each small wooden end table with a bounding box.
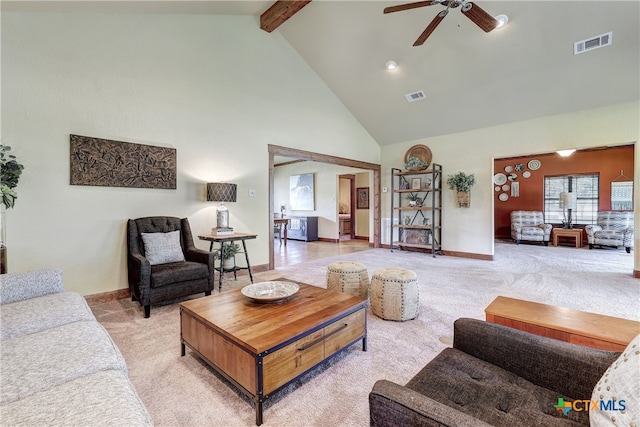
[552,228,582,248]
[198,233,257,291]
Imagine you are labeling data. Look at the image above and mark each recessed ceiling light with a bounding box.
[385,60,398,71]
[495,14,508,29]
[557,149,576,157]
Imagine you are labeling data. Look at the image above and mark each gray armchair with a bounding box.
[585,211,634,253]
[127,216,214,318]
[370,318,619,427]
[510,210,552,245]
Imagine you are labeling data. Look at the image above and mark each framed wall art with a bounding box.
[290,173,315,210]
[357,187,369,209]
[70,134,176,189]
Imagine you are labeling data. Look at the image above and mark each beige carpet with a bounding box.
[91,243,638,427]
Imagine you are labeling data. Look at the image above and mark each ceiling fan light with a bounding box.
[385,60,398,70]
[495,14,508,29]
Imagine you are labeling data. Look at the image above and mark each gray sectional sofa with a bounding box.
[1,269,153,426]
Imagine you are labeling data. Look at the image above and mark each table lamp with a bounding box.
[558,191,576,229]
[207,182,237,232]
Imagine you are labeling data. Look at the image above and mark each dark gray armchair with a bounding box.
[127,216,214,318]
[370,318,619,427]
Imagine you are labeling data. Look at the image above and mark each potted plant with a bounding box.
[446,172,475,208]
[406,192,422,207]
[215,242,241,269]
[1,145,24,273]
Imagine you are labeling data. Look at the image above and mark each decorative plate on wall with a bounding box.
[404,144,432,170]
[504,165,513,173]
[514,163,524,172]
[495,186,501,192]
[528,159,541,170]
[523,171,531,178]
[499,193,509,201]
[502,184,510,191]
[508,173,518,181]
[494,173,507,185]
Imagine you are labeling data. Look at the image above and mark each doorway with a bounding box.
[338,174,355,241]
[268,144,381,270]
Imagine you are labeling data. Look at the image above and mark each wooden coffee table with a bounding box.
[552,228,582,248]
[179,281,367,425]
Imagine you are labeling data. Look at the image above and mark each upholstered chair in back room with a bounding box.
[510,210,553,246]
[127,216,214,318]
[585,211,634,253]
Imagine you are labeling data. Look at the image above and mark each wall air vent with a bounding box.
[405,90,426,102]
[574,32,612,55]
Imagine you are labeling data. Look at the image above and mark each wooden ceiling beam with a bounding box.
[260,0,312,33]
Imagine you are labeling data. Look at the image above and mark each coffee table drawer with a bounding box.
[325,309,365,358]
[263,329,325,394]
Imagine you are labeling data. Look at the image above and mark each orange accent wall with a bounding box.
[494,145,634,239]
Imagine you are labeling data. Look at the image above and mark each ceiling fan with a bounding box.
[384,0,501,46]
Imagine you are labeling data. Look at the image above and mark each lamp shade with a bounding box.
[206,183,237,203]
[558,192,577,209]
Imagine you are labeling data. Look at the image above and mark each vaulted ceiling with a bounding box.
[5,1,639,147]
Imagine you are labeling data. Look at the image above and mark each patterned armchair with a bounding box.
[510,211,552,245]
[585,211,634,253]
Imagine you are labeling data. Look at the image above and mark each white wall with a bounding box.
[1,12,380,294]
[381,102,639,259]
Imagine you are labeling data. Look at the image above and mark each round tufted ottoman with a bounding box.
[370,268,419,321]
[326,261,369,299]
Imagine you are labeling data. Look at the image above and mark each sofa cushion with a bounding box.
[0,269,63,305]
[0,370,153,426]
[590,334,640,426]
[405,348,589,426]
[141,230,185,265]
[1,320,127,404]
[0,292,95,341]
[150,261,209,288]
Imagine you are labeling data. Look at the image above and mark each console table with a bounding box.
[485,296,640,351]
[198,233,257,291]
[273,218,289,245]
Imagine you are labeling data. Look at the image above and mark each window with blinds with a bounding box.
[544,174,599,224]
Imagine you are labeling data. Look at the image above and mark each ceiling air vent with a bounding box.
[574,32,612,55]
[405,90,426,102]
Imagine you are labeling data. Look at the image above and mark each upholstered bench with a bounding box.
[370,268,419,321]
[326,261,369,299]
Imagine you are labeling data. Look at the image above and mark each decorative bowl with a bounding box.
[241,281,299,303]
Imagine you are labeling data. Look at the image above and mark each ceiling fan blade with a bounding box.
[384,1,442,14]
[461,2,499,32]
[413,9,448,46]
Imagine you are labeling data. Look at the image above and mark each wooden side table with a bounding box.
[552,228,582,248]
[273,218,289,245]
[485,296,640,351]
[198,233,257,291]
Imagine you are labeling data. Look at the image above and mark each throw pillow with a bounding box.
[590,334,640,426]
[141,230,185,265]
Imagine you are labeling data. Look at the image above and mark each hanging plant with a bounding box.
[446,171,475,208]
[1,145,25,209]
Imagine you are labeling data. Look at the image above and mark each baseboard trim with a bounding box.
[85,288,130,305]
[85,263,271,304]
[318,237,339,243]
[380,244,493,260]
[634,269,640,279]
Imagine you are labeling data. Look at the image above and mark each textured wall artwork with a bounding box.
[70,134,176,189]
